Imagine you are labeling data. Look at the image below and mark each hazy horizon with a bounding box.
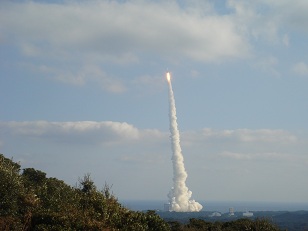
[120,199,308,212]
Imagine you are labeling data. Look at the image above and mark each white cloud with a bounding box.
[1,2,307,57]
[0,0,259,94]
[226,0,308,49]
[1,121,140,145]
[4,0,308,92]
[258,0,308,34]
[0,1,250,63]
[1,122,300,161]
[0,121,170,148]
[1,121,307,201]
[293,62,308,76]
[23,63,127,93]
[180,128,301,169]
[231,129,297,143]
[182,128,298,145]
[220,151,287,161]
[227,0,280,43]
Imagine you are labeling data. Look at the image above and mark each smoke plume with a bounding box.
[166,72,203,212]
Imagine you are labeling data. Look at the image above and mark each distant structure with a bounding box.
[229,207,235,216]
[210,212,221,217]
[243,210,253,217]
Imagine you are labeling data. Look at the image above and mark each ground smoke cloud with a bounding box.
[166,73,202,212]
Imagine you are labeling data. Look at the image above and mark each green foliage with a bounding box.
[0,153,171,231]
[184,218,222,231]
[221,218,280,231]
[0,153,281,231]
[0,154,23,216]
[169,221,183,231]
[144,210,170,231]
[181,218,279,231]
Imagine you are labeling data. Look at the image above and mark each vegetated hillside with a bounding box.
[1,153,280,231]
[0,154,169,230]
[159,210,308,231]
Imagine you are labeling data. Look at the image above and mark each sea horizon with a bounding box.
[119,199,308,213]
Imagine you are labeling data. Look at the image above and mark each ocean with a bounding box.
[120,200,308,213]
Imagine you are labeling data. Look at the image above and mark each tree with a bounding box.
[0,154,24,229]
[1,154,169,230]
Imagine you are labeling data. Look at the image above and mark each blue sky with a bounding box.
[1,0,308,204]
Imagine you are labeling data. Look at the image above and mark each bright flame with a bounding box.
[166,72,171,82]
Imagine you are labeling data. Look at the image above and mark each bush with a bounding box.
[0,153,171,230]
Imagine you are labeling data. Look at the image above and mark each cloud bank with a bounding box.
[1,120,307,201]
[0,1,250,62]
[2,0,308,91]
[0,120,303,162]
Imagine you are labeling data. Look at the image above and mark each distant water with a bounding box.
[120,200,308,213]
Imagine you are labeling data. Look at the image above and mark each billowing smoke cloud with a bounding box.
[166,72,203,212]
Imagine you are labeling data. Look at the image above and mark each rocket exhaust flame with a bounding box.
[166,72,203,212]
[166,72,171,82]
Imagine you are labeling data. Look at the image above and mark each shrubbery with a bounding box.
[1,153,280,230]
[0,154,169,230]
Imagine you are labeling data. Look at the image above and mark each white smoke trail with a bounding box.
[166,72,203,212]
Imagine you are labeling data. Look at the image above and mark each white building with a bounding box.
[243,211,253,217]
[229,207,235,216]
[210,212,222,217]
